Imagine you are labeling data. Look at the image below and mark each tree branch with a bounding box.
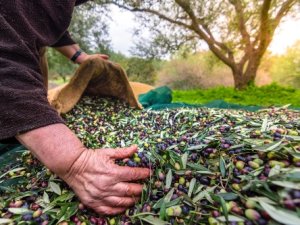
[256,0,296,59]
[228,0,251,49]
[174,0,235,68]
[109,2,192,30]
[273,0,297,27]
[255,0,272,58]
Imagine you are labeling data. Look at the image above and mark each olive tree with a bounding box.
[48,2,111,80]
[101,0,299,89]
[69,2,111,52]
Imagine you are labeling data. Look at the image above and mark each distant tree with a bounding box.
[47,2,111,80]
[69,2,111,52]
[47,48,76,82]
[270,40,300,88]
[102,0,299,89]
[126,57,159,84]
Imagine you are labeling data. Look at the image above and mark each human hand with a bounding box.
[17,124,150,216]
[62,145,150,215]
[76,52,109,64]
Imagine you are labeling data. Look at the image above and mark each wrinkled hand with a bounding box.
[16,124,146,215]
[62,145,150,215]
[76,52,109,64]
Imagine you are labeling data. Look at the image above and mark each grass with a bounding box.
[172,83,300,107]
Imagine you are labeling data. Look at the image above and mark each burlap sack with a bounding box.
[40,50,154,114]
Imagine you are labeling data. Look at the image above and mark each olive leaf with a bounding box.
[261,117,269,132]
[219,156,226,177]
[260,202,300,225]
[217,215,244,222]
[159,201,166,220]
[217,192,238,201]
[140,215,169,225]
[181,153,188,169]
[212,194,228,222]
[0,167,25,180]
[51,192,75,203]
[165,169,172,189]
[0,219,13,224]
[188,178,196,197]
[40,192,49,206]
[164,188,175,203]
[285,135,300,141]
[228,144,245,150]
[271,181,300,190]
[56,203,78,224]
[153,197,182,210]
[255,141,283,152]
[249,197,276,205]
[187,144,207,151]
[141,184,148,204]
[192,190,207,203]
[187,163,211,172]
[49,181,62,195]
[268,165,281,177]
[284,171,300,182]
[8,208,32,214]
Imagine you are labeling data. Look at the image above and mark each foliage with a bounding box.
[109,53,161,85]
[156,51,233,89]
[157,45,300,89]
[47,49,78,82]
[108,51,130,69]
[69,2,111,52]
[269,40,300,88]
[47,2,111,81]
[125,57,160,84]
[173,84,300,107]
[103,0,300,89]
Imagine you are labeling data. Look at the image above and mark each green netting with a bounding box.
[0,144,26,170]
[139,86,300,111]
[138,86,173,108]
[139,86,262,111]
[145,99,262,111]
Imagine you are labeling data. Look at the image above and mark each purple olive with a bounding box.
[245,209,261,221]
[22,213,33,221]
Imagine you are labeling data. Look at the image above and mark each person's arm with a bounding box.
[16,123,150,215]
[54,44,109,64]
[50,31,109,64]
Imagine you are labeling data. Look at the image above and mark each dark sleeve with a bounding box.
[75,0,90,6]
[0,59,65,141]
[50,31,76,47]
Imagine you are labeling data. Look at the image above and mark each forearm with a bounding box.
[54,44,88,64]
[16,123,86,177]
[15,123,150,215]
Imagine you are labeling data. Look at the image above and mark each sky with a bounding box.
[108,6,300,56]
[270,18,300,54]
[108,6,138,55]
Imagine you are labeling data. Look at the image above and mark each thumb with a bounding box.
[103,145,138,159]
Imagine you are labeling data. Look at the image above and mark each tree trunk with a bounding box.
[232,67,257,90]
